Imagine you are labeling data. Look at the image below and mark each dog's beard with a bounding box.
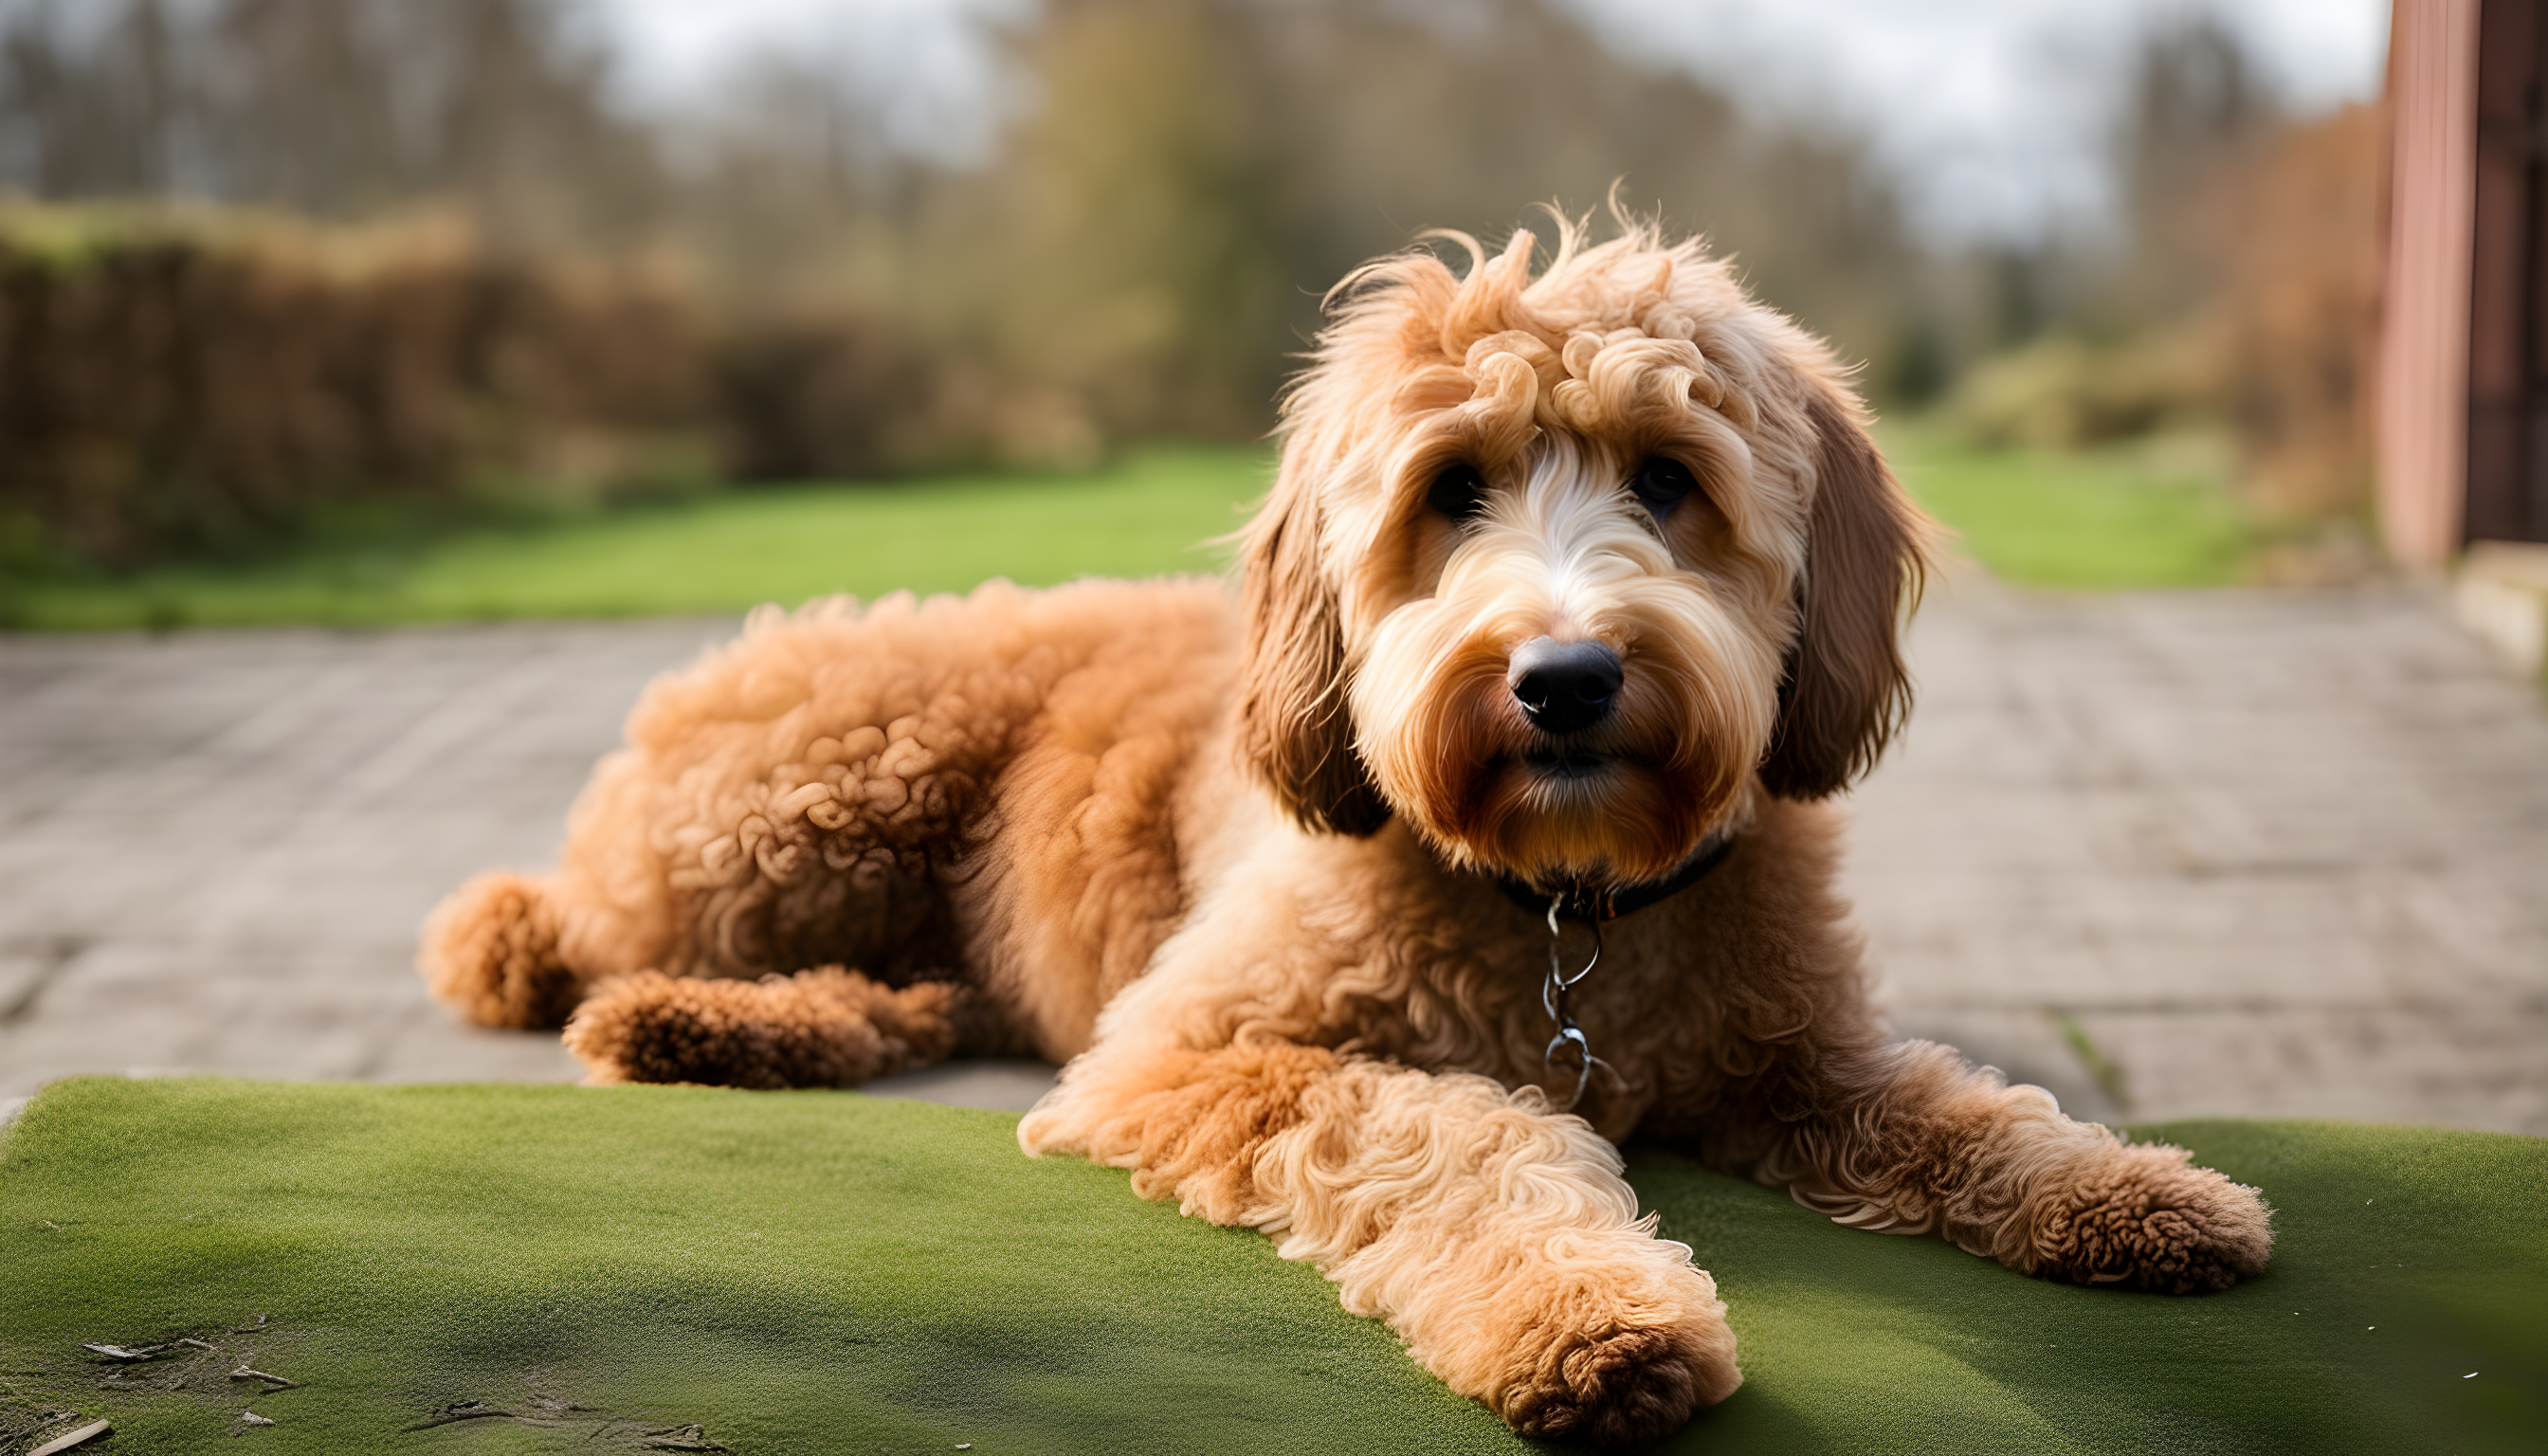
[1350,456,1784,886]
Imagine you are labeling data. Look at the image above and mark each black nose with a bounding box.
[1508,637,1622,736]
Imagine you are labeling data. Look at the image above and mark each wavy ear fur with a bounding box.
[1757,384,1934,799]
[1237,465,1392,836]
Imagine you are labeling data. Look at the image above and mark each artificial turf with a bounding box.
[3,1078,2539,1454]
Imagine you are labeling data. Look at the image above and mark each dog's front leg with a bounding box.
[1022,1037,1739,1444]
[1754,1039,2273,1293]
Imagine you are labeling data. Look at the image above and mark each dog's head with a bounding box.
[1239,217,1935,887]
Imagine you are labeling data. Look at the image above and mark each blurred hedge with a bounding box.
[0,206,941,572]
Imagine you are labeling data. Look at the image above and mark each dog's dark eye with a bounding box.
[1425,462,1489,523]
[1630,458,1698,519]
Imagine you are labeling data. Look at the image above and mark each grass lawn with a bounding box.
[1881,424,2251,590]
[0,446,1273,632]
[0,428,2250,631]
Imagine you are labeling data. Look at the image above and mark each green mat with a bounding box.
[2,1079,2539,1454]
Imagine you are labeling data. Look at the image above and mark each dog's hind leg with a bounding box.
[561,966,992,1088]
[419,871,585,1028]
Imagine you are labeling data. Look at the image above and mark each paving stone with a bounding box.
[3,581,2543,1135]
[1850,576,2548,1137]
[0,621,724,1101]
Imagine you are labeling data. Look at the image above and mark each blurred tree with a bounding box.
[0,0,665,243]
[2105,13,2283,330]
[0,0,181,195]
[965,0,1290,445]
[0,0,1940,476]
[1236,0,1923,406]
[902,0,1932,446]
[1938,15,2383,555]
[2196,101,2384,523]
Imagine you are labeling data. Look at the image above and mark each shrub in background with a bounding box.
[0,205,996,573]
[1943,333,2217,452]
[0,207,713,568]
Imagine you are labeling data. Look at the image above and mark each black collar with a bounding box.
[1489,828,1738,924]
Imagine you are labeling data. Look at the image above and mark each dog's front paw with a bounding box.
[2034,1144,2272,1294]
[1483,1259,1741,1447]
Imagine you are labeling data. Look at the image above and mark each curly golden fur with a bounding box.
[420,215,2272,1445]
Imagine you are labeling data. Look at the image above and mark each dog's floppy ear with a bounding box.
[1236,463,1392,836]
[1756,383,1933,799]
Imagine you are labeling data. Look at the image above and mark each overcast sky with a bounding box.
[590,0,2390,244]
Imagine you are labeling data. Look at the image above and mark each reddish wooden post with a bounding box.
[2378,0,2483,567]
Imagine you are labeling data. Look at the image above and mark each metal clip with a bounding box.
[1540,894,1610,1110]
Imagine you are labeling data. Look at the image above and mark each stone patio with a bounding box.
[4,576,2543,1133]
[1857,577,2548,1133]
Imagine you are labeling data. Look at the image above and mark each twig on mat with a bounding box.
[404,1400,519,1431]
[27,1418,113,1456]
[639,1424,728,1452]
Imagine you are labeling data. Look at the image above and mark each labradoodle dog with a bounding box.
[420,218,2271,1446]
